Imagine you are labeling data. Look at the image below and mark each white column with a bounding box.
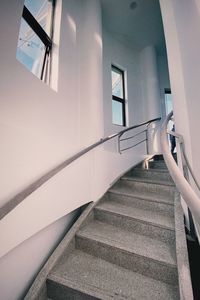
[79,0,103,146]
[140,46,161,121]
[140,46,161,153]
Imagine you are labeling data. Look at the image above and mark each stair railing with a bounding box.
[118,121,153,154]
[161,111,200,223]
[0,117,161,220]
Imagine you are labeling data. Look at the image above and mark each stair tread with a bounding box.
[109,186,174,205]
[135,166,169,173]
[48,249,179,300]
[147,162,167,170]
[123,175,174,186]
[78,220,177,266]
[96,200,175,230]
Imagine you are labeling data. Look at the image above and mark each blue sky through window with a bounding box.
[112,100,123,125]
[24,0,49,32]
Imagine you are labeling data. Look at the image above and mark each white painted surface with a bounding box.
[0,209,79,300]
[0,0,105,298]
[102,29,144,134]
[160,0,200,231]
[0,1,163,298]
[157,53,170,118]
[140,46,162,154]
[140,46,161,121]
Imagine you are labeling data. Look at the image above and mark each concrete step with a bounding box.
[137,160,168,170]
[123,175,175,187]
[153,154,165,161]
[108,188,174,216]
[76,220,178,285]
[114,177,176,202]
[148,160,168,170]
[95,200,175,244]
[47,249,179,300]
[126,168,174,185]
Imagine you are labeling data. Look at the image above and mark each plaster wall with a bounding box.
[160,0,200,177]
[0,1,163,299]
[157,53,171,119]
[102,29,144,135]
[0,0,104,299]
[0,209,79,300]
[102,30,161,155]
[160,0,200,232]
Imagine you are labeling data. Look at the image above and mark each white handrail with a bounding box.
[160,111,200,223]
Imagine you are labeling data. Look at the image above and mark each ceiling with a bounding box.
[101,0,166,55]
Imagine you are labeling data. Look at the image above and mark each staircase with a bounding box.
[44,156,180,300]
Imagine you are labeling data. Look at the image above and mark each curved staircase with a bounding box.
[25,156,191,300]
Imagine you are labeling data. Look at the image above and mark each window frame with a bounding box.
[21,0,56,82]
[111,65,126,127]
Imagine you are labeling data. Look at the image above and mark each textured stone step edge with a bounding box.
[24,201,96,300]
[47,253,179,300]
[128,168,173,180]
[135,166,169,173]
[119,176,176,194]
[122,175,175,187]
[174,192,193,300]
[117,179,176,199]
[76,233,178,285]
[47,275,103,300]
[94,206,175,244]
[108,188,174,207]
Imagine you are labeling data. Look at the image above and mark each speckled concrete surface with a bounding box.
[76,220,177,284]
[94,200,175,243]
[47,250,179,300]
[25,156,193,299]
[128,168,174,183]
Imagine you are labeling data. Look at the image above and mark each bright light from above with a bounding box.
[67,15,76,35]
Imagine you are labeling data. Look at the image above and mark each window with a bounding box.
[16,0,56,84]
[111,65,126,126]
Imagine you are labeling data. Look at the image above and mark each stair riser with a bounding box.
[137,161,167,170]
[94,209,175,244]
[128,170,173,183]
[47,279,99,300]
[76,236,178,285]
[148,161,167,169]
[108,192,174,216]
[118,180,175,199]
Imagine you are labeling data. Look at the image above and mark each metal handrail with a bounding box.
[161,111,200,223]
[118,119,158,154]
[0,117,160,220]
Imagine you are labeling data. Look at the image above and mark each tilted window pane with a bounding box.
[24,0,52,35]
[112,68,123,98]
[16,18,46,78]
[112,100,123,126]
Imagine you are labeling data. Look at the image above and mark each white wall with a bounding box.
[0,0,104,299]
[0,209,80,300]
[160,0,200,174]
[157,52,171,119]
[0,1,163,299]
[160,0,200,232]
[140,46,161,121]
[102,30,144,135]
[102,29,162,157]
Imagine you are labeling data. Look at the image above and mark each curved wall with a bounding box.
[0,1,162,299]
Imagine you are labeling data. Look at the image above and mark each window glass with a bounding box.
[24,0,52,35]
[16,0,55,83]
[112,100,123,126]
[112,68,124,98]
[16,18,46,78]
[111,65,126,126]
